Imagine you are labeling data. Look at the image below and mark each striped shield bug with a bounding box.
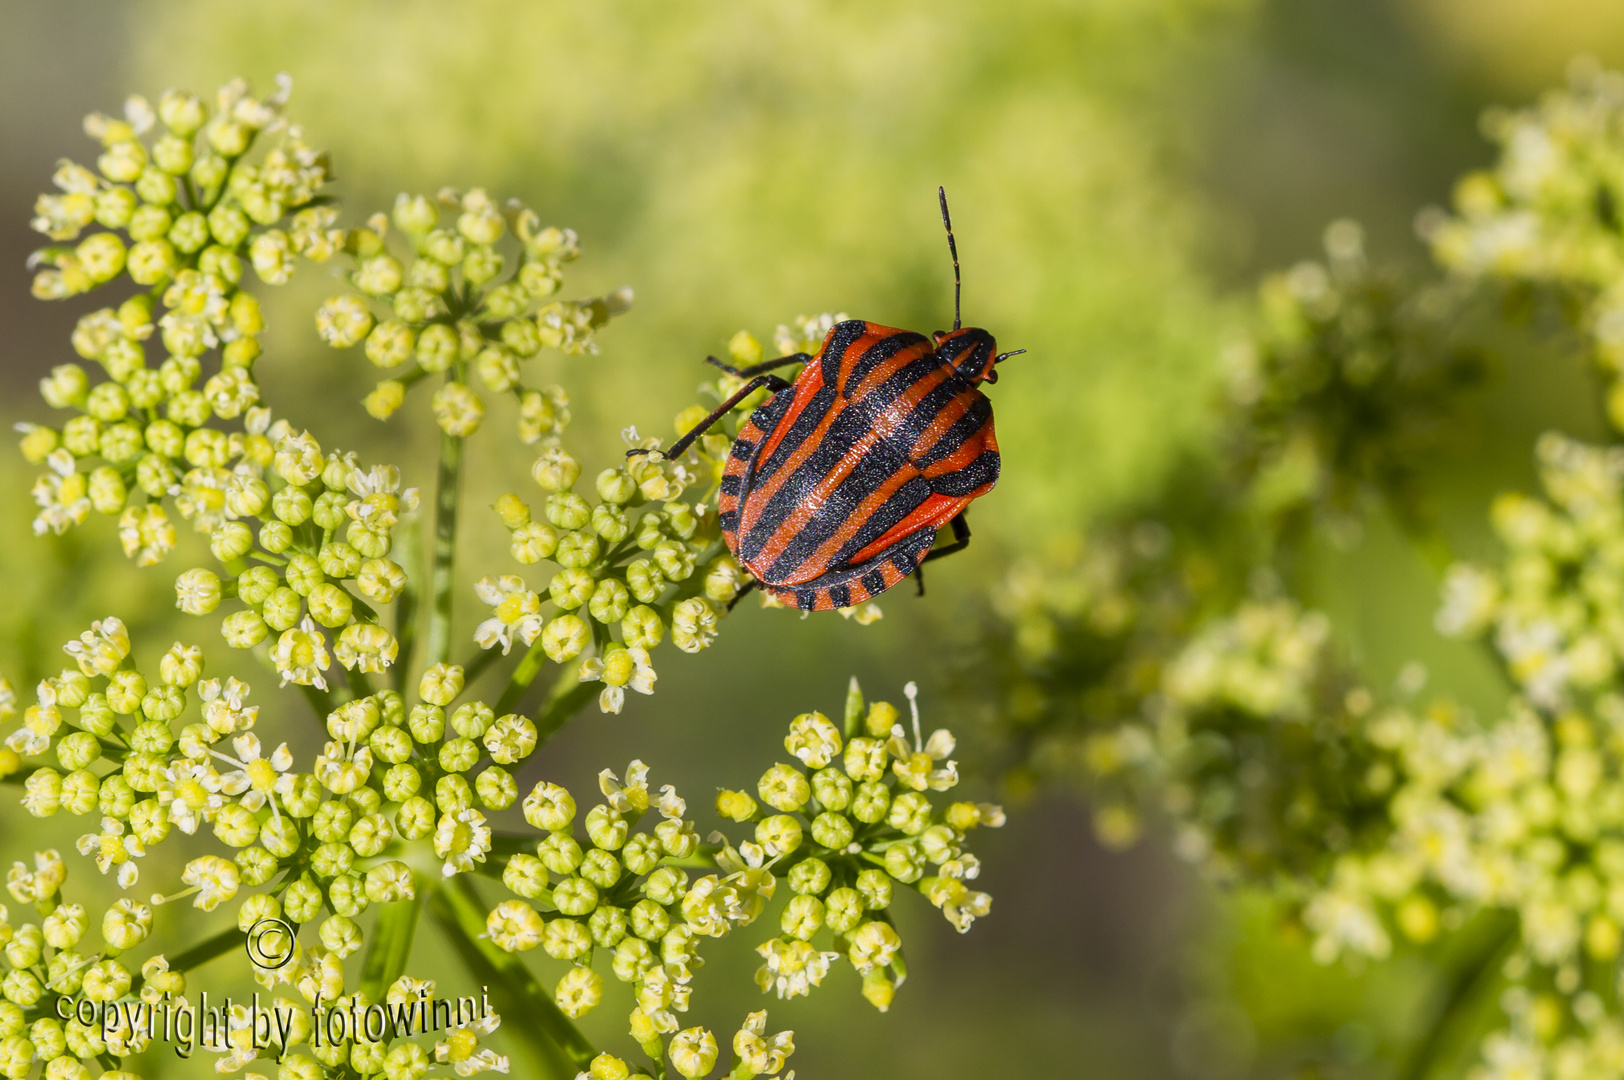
[631,188,1023,611]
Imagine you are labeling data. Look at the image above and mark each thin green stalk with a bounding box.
[459,641,505,689]
[494,636,550,715]
[425,429,464,668]
[428,876,597,1078]
[359,885,423,1001]
[169,924,248,975]
[394,513,423,691]
[1398,910,1519,1080]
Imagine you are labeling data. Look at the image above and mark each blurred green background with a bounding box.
[2,1,1621,1076]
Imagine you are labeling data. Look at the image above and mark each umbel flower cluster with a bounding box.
[4,78,997,1080]
[972,62,1624,1080]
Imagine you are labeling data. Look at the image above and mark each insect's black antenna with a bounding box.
[938,186,961,332]
[994,349,1026,363]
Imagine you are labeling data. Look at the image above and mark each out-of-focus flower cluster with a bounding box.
[312,187,632,436]
[485,681,999,1068]
[1227,221,1487,537]
[1427,60,1624,433]
[971,64,1624,1080]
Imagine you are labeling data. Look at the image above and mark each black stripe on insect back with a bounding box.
[839,329,930,398]
[930,448,1001,497]
[828,584,852,608]
[814,320,869,382]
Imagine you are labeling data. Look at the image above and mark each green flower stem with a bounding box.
[393,514,423,692]
[493,636,549,715]
[425,429,464,668]
[359,883,423,1001]
[1398,909,1519,1080]
[169,924,248,976]
[428,875,597,1078]
[459,642,505,689]
[531,680,601,748]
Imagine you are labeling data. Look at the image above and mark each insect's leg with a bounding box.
[726,579,759,612]
[913,514,972,598]
[626,374,792,461]
[921,512,972,565]
[705,352,811,377]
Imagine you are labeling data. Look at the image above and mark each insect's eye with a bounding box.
[932,331,948,343]
[985,369,999,384]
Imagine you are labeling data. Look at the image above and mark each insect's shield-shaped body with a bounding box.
[719,319,1002,610]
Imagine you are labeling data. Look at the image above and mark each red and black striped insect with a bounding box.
[633,189,1022,611]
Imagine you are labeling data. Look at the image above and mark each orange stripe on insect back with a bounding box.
[910,391,976,461]
[920,417,994,479]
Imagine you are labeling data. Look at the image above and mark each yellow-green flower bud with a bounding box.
[542,614,589,662]
[362,319,415,369]
[316,295,374,348]
[94,186,137,229]
[126,239,178,285]
[532,446,582,492]
[757,814,803,856]
[222,610,269,648]
[588,579,630,625]
[175,568,222,614]
[354,255,403,297]
[432,381,484,437]
[494,493,530,529]
[87,466,126,514]
[259,520,293,553]
[358,559,407,604]
[716,789,758,822]
[524,782,577,832]
[622,605,664,649]
[18,426,58,464]
[134,162,177,204]
[865,701,899,737]
[392,193,437,235]
[585,805,628,850]
[307,583,353,628]
[419,663,465,707]
[669,1027,718,1079]
[416,323,458,372]
[759,764,810,813]
[782,894,825,940]
[538,835,585,880]
[789,857,832,896]
[206,203,249,248]
[729,330,764,366]
[364,379,406,419]
[498,853,548,901]
[502,316,540,357]
[476,346,519,392]
[168,210,209,253]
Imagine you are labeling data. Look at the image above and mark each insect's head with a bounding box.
[934,327,999,385]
